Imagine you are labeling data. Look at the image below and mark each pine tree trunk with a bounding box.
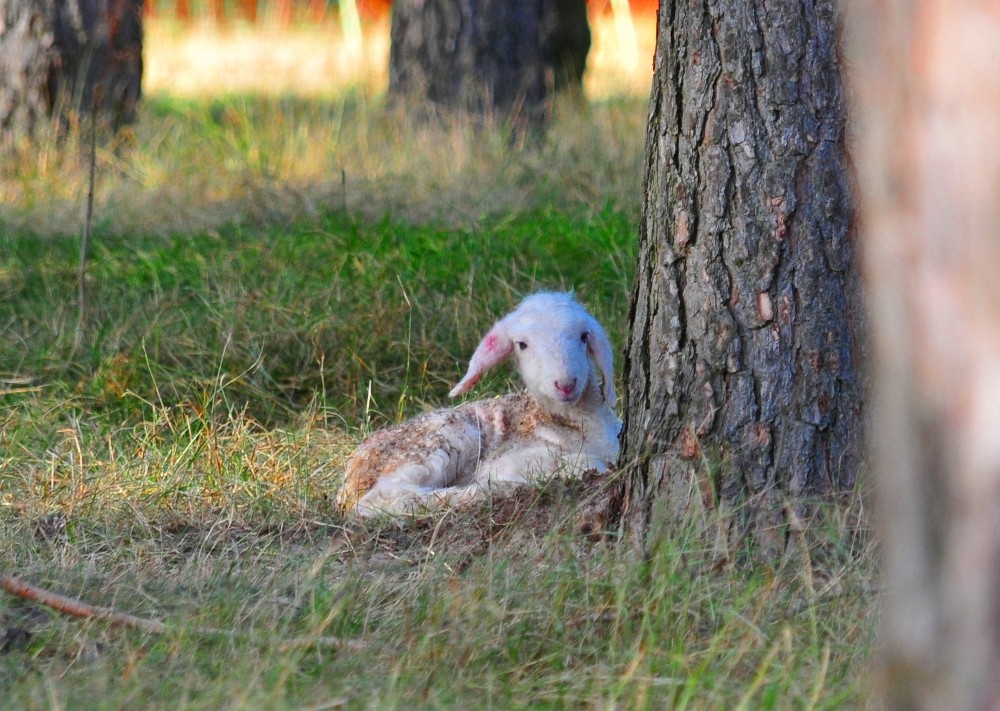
[388,0,589,127]
[618,0,864,552]
[0,0,142,152]
[850,3,1000,709]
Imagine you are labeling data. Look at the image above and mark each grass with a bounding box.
[1,14,876,710]
[2,207,635,428]
[1,464,874,709]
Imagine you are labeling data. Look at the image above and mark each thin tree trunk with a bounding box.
[849,3,1000,709]
[619,0,864,553]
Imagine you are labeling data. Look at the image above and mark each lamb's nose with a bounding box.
[555,378,578,396]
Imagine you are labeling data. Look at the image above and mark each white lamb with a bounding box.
[336,292,621,518]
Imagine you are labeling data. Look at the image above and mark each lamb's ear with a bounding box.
[448,321,514,398]
[585,316,617,407]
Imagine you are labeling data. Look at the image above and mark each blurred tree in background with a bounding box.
[388,0,591,129]
[851,2,1000,709]
[0,0,142,151]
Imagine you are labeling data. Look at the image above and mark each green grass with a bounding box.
[2,205,634,428]
[1,40,875,709]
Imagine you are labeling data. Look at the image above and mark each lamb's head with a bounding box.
[448,293,616,411]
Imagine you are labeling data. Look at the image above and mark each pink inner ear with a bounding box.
[448,324,513,398]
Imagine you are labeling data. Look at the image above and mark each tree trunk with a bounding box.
[0,0,142,152]
[0,0,57,150]
[849,3,1000,709]
[50,0,143,124]
[388,0,590,128]
[618,0,864,553]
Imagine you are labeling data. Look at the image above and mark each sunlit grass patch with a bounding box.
[2,401,347,527]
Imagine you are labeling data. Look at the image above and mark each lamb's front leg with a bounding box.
[371,442,605,517]
[337,406,497,518]
[473,440,608,491]
[473,442,566,488]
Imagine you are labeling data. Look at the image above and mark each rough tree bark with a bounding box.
[388,0,590,127]
[0,0,142,152]
[618,0,864,551]
[849,3,1000,709]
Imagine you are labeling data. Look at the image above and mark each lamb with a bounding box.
[335,292,621,518]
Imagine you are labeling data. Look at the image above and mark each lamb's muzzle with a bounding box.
[336,292,621,518]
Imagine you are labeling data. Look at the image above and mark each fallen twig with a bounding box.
[0,574,167,634]
[0,574,366,651]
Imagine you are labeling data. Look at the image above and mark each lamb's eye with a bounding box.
[516,341,528,351]
[580,331,589,343]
